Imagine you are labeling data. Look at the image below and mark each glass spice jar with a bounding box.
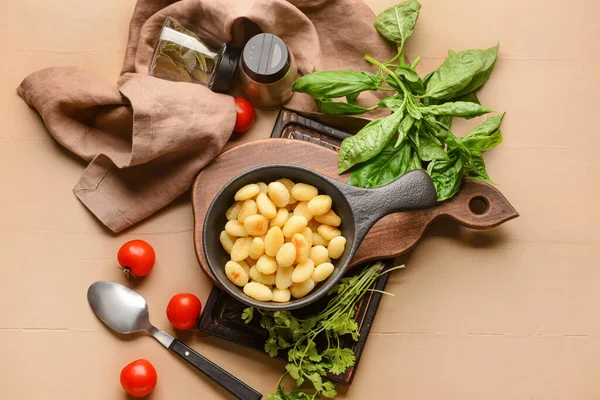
[149,17,239,93]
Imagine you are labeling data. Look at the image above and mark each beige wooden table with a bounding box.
[1,0,599,399]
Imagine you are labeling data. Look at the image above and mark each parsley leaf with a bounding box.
[321,381,337,398]
[324,347,356,375]
[245,262,393,399]
[241,307,254,324]
[261,313,275,329]
[327,313,359,340]
[265,338,280,357]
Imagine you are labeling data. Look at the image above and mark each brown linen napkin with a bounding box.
[17,0,394,233]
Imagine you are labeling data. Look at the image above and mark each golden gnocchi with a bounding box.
[312,262,334,282]
[226,202,242,221]
[257,182,268,194]
[256,193,277,219]
[237,199,257,223]
[235,184,260,201]
[276,242,296,268]
[231,237,252,261]
[282,215,308,239]
[293,202,313,222]
[307,195,332,216]
[272,287,292,302]
[225,261,249,286]
[243,214,269,236]
[244,282,273,301]
[270,208,289,228]
[249,237,265,260]
[221,178,346,302]
[267,182,290,207]
[219,230,235,254]
[327,236,347,259]
[314,209,341,227]
[291,183,318,202]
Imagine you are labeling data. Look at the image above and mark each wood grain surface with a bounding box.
[192,139,518,284]
[3,0,600,399]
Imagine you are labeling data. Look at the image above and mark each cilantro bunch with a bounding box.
[242,262,400,399]
[293,0,505,201]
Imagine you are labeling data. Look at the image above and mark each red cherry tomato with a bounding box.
[120,359,158,398]
[233,97,255,133]
[117,240,156,278]
[166,293,202,330]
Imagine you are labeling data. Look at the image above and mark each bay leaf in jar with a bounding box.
[150,19,220,86]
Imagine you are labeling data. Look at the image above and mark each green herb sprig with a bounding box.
[293,0,505,201]
[242,262,401,399]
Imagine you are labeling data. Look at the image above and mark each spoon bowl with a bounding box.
[87,281,150,334]
[87,281,262,400]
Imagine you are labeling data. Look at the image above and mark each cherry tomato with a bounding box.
[120,359,158,398]
[166,293,202,330]
[233,97,255,133]
[117,240,156,278]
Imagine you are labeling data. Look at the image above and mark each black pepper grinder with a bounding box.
[239,33,297,108]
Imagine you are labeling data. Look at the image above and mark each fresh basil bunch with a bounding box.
[292,0,505,201]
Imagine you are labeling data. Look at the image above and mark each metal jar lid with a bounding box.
[210,44,240,93]
[241,33,291,84]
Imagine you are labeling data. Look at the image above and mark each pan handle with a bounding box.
[342,169,438,242]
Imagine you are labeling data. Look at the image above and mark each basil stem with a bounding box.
[364,55,409,96]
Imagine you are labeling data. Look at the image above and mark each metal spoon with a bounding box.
[87,281,262,400]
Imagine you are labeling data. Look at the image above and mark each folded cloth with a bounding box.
[17,0,394,233]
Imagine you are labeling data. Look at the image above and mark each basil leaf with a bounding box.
[406,99,422,120]
[395,65,425,94]
[346,93,360,104]
[408,127,419,147]
[437,115,453,130]
[453,91,480,104]
[423,115,470,161]
[374,0,422,46]
[315,99,377,115]
[422,101,492,118]
[460,113,505,151]
[434,92,480,129]
[293,71,382,99]
[396,65,420,82]
[453,44,499,97]
[338,110,405,173]
[464,151,495,184]
[428,154,464,201]
[378,95,405,111]
[424,49,486,99]
[423,115,450,139]
[395,115,414,147]
[411,132,448,162]
[385,75,401,92]
[423,71,434,86]
[410,147,422,169]
[349,140,415,188]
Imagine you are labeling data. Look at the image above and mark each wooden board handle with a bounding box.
[350,180,518,268]
[433,180,519,229]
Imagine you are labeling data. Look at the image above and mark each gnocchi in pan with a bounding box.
[220,180,346,302]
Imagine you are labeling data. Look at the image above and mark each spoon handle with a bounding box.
[169,339,262,400]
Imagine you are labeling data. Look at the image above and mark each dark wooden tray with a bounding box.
[198,260,394,385]
[195,109,518,386]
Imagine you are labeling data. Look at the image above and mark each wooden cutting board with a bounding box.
[192,138,518,286]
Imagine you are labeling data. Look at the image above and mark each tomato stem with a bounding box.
[119,265,134,279]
